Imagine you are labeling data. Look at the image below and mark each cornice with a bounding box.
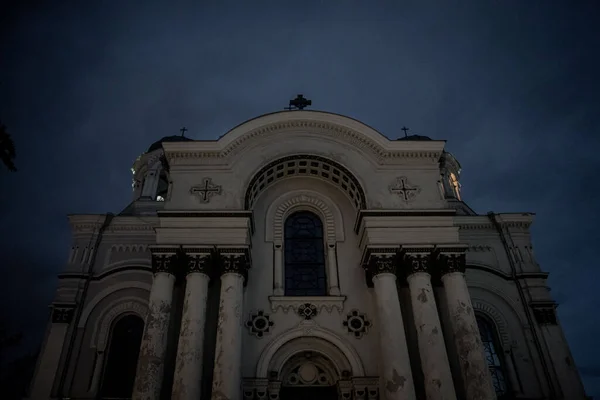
[69,215,158,233]
[455,215,533,231]
[163,120,444,166]
[354,209,456,234]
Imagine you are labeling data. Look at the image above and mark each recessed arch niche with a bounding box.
[244,155,367,211]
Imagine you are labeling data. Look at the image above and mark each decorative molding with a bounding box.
[190,177,222,203]
[342,310,372,339]
[51,305,76,324]
[267,190,344,244]
[245,310,275,338]
[269,296,346,314]
[109,244,150,253]
[165,119,443,166]
[243,154,367,210]
[297,303,319,320]
[389,176,422,202]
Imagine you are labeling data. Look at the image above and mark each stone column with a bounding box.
[327,242,341,295]
[29,306,75,400]
[211,253,250,400]
[132,253,177,400]
[404,250,456,400]
[171,253,212,400]
[366,253,416,400]
[273,242,284,295]
[439,251,495,400]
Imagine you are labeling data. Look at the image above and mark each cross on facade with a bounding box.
[180,127,188,137]
[286,94,312,110]
[190,178,222,203]
[390,177,420,201]
[401,126,409,138]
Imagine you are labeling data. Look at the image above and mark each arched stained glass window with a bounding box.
[477,315,509,397]
[100,314,144,399]
[284,211,327,296]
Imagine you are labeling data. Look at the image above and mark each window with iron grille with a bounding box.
[284,211,327,296]
[477,315,509,397]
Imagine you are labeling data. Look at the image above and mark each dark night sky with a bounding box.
[1,1,599,396]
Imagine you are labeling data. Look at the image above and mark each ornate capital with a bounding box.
[403,252,434,275]
[52,305,76,324]
[438,252,466,275]
[365,254,397,276]
[186,253,212,275]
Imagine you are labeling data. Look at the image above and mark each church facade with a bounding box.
[28,109,587,400]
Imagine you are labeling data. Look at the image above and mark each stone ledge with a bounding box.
[268,296,346,314]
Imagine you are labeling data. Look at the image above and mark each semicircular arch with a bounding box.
[256,323,365,377]
[92,296,148,350]
[78,281,151,328]
[266,190,345,244]
[244,154,367,211]
[217,111,391,160]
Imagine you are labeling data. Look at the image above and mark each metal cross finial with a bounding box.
[286,94,312,110]
[180,127,188,137]
[401,126,409,138]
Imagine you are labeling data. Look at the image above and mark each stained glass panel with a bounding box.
[284,211,327,296]
[477,316,509,397]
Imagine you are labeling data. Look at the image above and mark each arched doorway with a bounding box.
[279,351,338,400]
[100,314,144,399]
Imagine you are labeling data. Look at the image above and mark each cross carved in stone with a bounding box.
[190,178,222,203]
[390,177,420,201]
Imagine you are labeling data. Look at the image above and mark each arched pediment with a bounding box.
[162,111,445,166]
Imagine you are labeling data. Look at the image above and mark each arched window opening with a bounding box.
[100,314,144,399]
[477,315,509,397]
[284,211,327,296]
[156,170,169,201]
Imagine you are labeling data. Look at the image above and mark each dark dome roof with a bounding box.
[397,134,433,141]
[147,135,193,152]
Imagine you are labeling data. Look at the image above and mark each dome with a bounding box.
[147,135,193,152]
[397,134,433,141]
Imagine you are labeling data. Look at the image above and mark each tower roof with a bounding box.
[147,135,193,152]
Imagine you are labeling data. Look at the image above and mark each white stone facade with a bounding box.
[28,111,587,399]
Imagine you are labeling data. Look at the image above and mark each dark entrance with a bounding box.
[100,314,144,399]
[279,385,338,399]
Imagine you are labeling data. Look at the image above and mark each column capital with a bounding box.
[215,248,252,284]
[151,246,187,276]
[400,246,436,276]
[438,252,467,275]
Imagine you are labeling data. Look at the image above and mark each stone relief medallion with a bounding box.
[190,177,222,203]
[389,176,421,202]
[245,310,274,338]
[342,309,372,338]
[297,303,318,320]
